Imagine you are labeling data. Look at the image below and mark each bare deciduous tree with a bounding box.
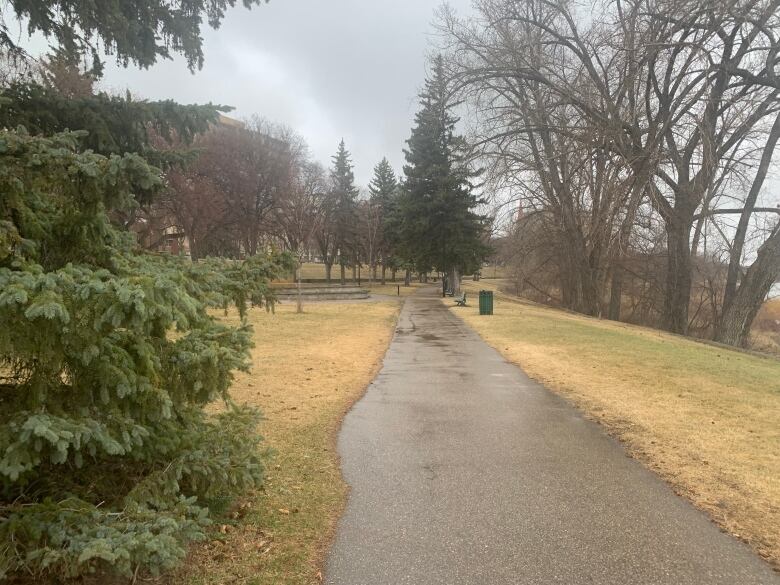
[441,0,780,345]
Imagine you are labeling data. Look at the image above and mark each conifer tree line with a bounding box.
[315,57,492,295]
[0,1,302,581]
[439,0,780,346]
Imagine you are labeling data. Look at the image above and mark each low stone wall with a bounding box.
[271,284,370,301]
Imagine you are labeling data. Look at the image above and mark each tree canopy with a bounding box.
[0,80,228,170]
[330,140,359,272]
[1,0,269,71]
[398,56,489,288]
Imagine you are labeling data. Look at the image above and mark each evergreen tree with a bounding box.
[0,126,292,580]
[368,158,398,283]
[399,55,489,295]
[369,158,397,201]
[0,80,226,175]
[0,2,292,581]
[0,0,269,72]
[330,140,359,284]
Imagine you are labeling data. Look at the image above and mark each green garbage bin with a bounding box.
[479,290,494,315]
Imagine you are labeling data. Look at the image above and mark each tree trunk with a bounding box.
[189,236,200,262]
[608,183,644,321]
[560,247,600,317]
[391,269,396,283]
[716,227,780,346]
[340,264,346,286]
[664,218,693,334]
[295,265,303,314]
[381,263,387,285]
[449,267,461,295]
[555,211,601,317]
[351,264,357,283]
[325,262,332,283]
[608,264,624,321]
[724,112,780,313]
[404,269,411,286]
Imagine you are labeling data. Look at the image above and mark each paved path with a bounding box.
[325,287,779,585]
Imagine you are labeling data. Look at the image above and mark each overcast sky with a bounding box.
[96,0,473,186]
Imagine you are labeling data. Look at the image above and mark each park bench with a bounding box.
[454,292,467,306]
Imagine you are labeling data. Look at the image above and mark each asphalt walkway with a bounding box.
[325,287,779,584]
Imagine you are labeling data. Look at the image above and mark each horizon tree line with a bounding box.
[148,75,491,294]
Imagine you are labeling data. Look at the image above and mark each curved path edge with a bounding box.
[325,286,779,585]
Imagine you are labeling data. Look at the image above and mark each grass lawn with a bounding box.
[291,263,382,281]
[163,300,400,584]
[452,281,780,569]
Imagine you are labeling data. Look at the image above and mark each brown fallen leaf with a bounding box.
[278,508,290,515]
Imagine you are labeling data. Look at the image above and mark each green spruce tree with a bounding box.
[0,126,292,581]
[0,2,293,581]
[1,0,269,72]
[330,140,359,285]
[368,158,398,284]
[400,55,489,296]
[0,79,227,175]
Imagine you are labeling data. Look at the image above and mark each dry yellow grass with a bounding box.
[453,281,780,569]
[751,298,780,355]
[282,263,385,281]
[163,300,400,585]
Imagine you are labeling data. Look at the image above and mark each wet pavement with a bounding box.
[325,287,779,584]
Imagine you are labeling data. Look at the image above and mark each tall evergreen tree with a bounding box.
[330,140,359,284]
[0,127,293,581]
[0,2,291,581]
[369,158,397,201]
[400,55,489,295]
[369,158,398,283]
